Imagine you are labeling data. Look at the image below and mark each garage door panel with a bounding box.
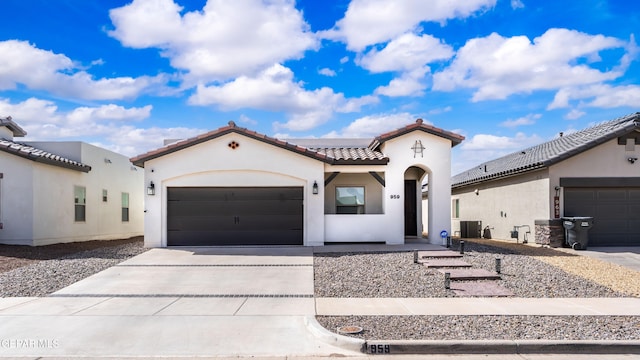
[597,189,627,201]
[565,190,595,202]
[564,187,640,246]
[167,187,303,246]
[168,215,237,231]
[167,230,303,246]
[596,204,627,218]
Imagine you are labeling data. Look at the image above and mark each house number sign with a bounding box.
[390,194,400,199]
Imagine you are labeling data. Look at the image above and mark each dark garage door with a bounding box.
[564,187,640,246]
[167,187,303,246]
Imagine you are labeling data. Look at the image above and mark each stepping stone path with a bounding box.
[422,258,472,268]
[418,249,514,297]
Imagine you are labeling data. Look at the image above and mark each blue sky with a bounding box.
[1,0,639,174]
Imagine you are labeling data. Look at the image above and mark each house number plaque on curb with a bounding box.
[368,344,391,354]
[390,194,400,199]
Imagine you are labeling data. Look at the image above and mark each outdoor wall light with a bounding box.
[147,181,155,196]
[312,181,319,195]
[474,189,479,196]
[628,157,638,164]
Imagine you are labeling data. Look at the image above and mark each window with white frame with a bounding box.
[336,186,365,214]
[74,186,86,222]
[121,192,129,222]
[452,198,460,219]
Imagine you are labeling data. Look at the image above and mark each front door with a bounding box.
[404,180,417,236]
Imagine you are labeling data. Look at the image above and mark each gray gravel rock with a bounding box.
[0,241,146,297]
[314,241,623,298]
[318,315,640,340]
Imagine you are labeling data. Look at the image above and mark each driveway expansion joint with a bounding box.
[49,294,314,298]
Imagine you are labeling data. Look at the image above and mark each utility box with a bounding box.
[562,217,594,250]
[460,221,482,238]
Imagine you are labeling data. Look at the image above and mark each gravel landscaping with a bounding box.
[314,240,627,298]
[0,237,146,297]
[318,315,640,341]
[315,239,640,341]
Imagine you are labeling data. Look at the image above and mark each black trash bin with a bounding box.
[561,217,594,250]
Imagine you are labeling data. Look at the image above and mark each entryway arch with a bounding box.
[404,165,429,237]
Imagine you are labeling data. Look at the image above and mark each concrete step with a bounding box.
[422,259,472,268]
[418,250,463,259]
[438,268,501,281]
[450,281,514,297]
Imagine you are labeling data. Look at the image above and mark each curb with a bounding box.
[304,316,365,353]
[363,339,640,355]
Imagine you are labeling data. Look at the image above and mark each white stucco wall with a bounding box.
[142,133,325,247]
[549,138,640,216]
[0,156,34,244]
[381,133,454,245]
[452,169,549,241]
[0,142,144,246]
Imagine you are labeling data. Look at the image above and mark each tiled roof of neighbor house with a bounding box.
[451,112,640,188]
[0,139,92,172]
[0,116,27,137]
[131,119,464,167]
[369,118,465,150]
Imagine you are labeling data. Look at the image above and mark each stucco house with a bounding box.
[451,112,640,247]
[0,116,144,246]
[131,119,464,247]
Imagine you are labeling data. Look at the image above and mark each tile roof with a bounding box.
[131,119,465,167]
[0,139,91,172]
[313,147,387,164]
[130,121,389,167]
[369,119,465,150]
[0,116,27,137]
[452,112,640,188]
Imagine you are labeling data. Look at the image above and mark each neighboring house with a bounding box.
[0,116,144,246]
[450,112,640,247]
[130,119,464,247]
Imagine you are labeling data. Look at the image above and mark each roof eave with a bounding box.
[451,163,546,189]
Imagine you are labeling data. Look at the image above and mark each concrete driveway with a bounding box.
[0,247,361,358]
[573,247,640,272]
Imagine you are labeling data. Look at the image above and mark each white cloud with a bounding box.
[109,0,317,83]
[453,132,543,174]
[100,126,206,157]
[0,40,163,100]
[189,64,377,131]
[67,104,152,125]
[358,33,454,73]
[323,112,426,138]
[324,0,496,50]
[499,113,541,128]
[461,132,543,151]
[428,106,452,115]
[357,33,454,97]
[374,69,428,97]
[549,84,640,109]
[511,0,525,9]
[340,56,349,64]
[318,68,337,77]
[565,109,586,120]
[0,97,160,153]
[433,29,627,101]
